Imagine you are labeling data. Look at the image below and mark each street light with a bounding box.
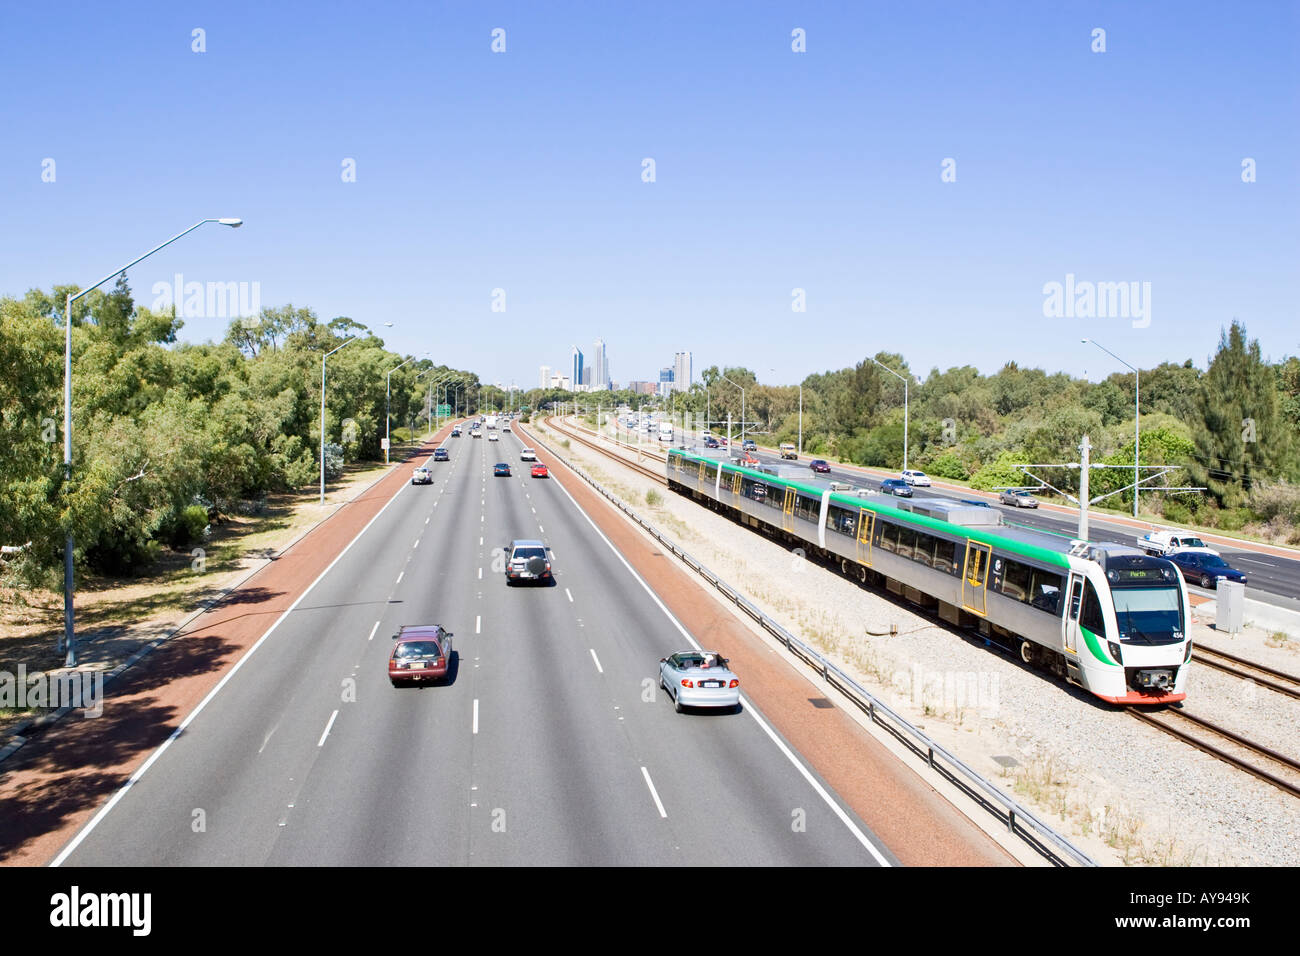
[719,373,746,450]
[60,217,242,665]
[386,352,428,464]
[864,357,917,474]
[1083,338,1141,517]
[321,336,359,504]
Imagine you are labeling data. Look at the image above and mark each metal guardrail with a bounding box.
[528,420,1097,868]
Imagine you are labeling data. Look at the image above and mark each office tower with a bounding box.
[673,351,692,393]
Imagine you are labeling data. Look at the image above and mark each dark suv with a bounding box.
[433,447,450,461]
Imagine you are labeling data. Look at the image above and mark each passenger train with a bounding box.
[666,448,1191,704]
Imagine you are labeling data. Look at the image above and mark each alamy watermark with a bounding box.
[890,663,999,717]
[151,274,261,319]
[1042,273,1151,328]
[0,666,103,718]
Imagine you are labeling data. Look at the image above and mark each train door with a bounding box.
[730,472,742,496]
[782,487,796,532]
[856,509,874,566]
[1063,572,1084,658]
[962,541,992,615]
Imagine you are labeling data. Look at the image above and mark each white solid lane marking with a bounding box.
[473,699,479,734]
[566,588,573,602]
[396,571,404,585]
[589,648,603,673]
[318,709,339,747]
[641,766,667,818]
[367,621,380,642]
[545,463,892,866]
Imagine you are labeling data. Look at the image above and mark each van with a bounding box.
[780,443,797,459]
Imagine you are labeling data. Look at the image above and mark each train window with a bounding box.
[896,527,915,560]
[914,533,935,567]
[1029,570,1064,614]
[879,522,898,553]
[1080,581,1106,635]
[1001,560,1032,602]
[703,463,717,481]
[797,495,819,521]
[827,505,853,535]
[934,539,958,574]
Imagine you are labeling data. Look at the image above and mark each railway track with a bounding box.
[1192,645,1300,700]
[1129,706,1300,798]
[540,416,668,485]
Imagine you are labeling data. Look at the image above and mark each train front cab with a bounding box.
[1063,563,1189,705]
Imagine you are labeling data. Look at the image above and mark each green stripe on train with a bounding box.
[1080,626,1117,666]
[670,450,1071,569]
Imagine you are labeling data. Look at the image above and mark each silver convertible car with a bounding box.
[659,651,741,713]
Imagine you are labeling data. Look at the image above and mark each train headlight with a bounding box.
[1108,641,1123,665]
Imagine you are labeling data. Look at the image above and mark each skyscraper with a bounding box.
[571,346,584,393]
[592,338,608,390]
[673,351,692,393]
[539,365,550,389]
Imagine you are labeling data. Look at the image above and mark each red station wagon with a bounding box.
[388,625,454,686]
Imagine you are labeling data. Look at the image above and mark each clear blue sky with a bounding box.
[2,1,1296,389]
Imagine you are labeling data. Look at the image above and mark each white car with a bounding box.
[659,651,741,714]
[901,470,931,487]
[519,448,537,461]
[488,432,500,442]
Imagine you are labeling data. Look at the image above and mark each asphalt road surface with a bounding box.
[54,428,895,866]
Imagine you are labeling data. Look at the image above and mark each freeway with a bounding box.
[659,424,1300,613]
[48,425,900,865]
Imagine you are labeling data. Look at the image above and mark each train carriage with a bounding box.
[667,448,1190,704]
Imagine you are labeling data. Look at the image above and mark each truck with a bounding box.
[1138,529,1218,557]
[485,415,499,430]
[780,443,798,459]
[658,422,674,442]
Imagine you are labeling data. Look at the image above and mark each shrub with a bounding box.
[1160,499,1191,525]
[645,489,663,507]
[322,441,344,481]
[969,452,1029,491]
[926,451,969,480]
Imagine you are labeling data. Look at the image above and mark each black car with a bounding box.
[809,459,831,474]
[433,447,450,461]
[703,437,720,449]
[879,478,913,497]
[493,463,511,477]
[1166,550,1247,589]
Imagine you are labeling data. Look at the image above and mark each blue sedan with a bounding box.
[659,651,741,713]
[1167,550,1247,589]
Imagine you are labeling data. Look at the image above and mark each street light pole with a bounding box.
[865,357,912,474]
[385,352,426,464]
[321,336,360,504]
[60,217,242,665]
[1083,338,1141,518]
[720,373,745,450]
